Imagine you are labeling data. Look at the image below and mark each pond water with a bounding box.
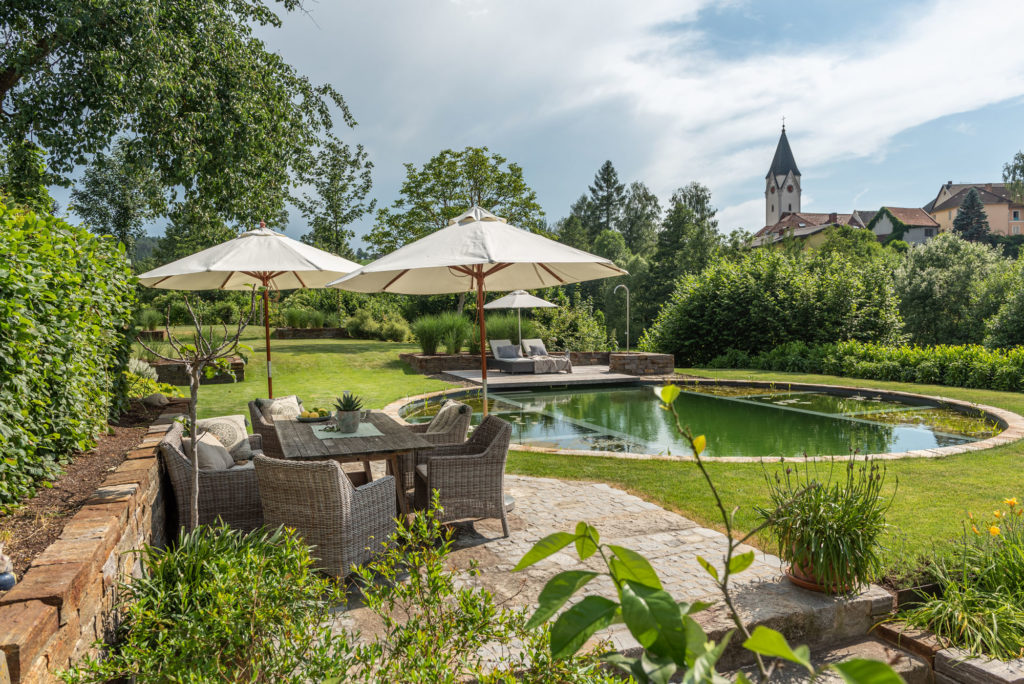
[400,385,995,458]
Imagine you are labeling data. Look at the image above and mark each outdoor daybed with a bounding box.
[488,338,572,374]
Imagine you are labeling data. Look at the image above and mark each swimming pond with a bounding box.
[399,384,997,458]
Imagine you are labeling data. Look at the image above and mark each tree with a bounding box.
[645,183,720,295]
[367,147,543,254]
[815,225,886,264]
[587,160,625,239]
[0,0,352,225]
[1004,150,1024,204]
[554,213,589,250]
[619,182,660,257]
[153,198,238,265]
[70,139,162,260]
[952,188,991,242]
[0,140,56,212]
[295,138,375,259]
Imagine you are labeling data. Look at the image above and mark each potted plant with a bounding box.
[333,392,364,434]
[757,459,894,594]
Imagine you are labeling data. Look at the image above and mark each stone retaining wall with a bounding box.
[609,352,674,376]
[273,327,347,339]
[876,622,1024,683]
[0,402,183,683]
[151,357,245,386]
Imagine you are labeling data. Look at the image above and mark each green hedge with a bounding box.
[709,340,1024,392]
[0,202,135,509]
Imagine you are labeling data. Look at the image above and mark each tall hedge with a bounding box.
[0,201,135,509]
[639,250,902,365]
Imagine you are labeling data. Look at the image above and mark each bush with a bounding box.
[412,312,474,354]
[531,290,611,352]
[411,314,446,354]
[307,310,325,328]
[0,202,134,510]
[639,249,902,365]
[380,319,411,342]
[210,300,238,325]
[283,308,309,329]
[345,309,382,339]
[136,308,163,331]
[127,358,158,381]
[123,371,181,399]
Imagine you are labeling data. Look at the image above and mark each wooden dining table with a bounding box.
[273,411,430,516]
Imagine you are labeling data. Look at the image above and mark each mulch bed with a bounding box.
[0,401,161,580]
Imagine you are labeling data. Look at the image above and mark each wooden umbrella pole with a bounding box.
[476,267,488,416]
[263,284,273,398]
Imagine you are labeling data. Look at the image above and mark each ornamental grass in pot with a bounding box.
[757,459,895,594]
[334,392,364,433]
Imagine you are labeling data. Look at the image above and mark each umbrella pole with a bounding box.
[517,309,522,348]
[476,269,488,417]
[263,287,273,398]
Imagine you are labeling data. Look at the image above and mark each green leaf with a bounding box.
[640,651,678,684]
[659,384,681,404]
[681,600,714,615]
[608,545,663,589]
[526,570,600,630]
[831,659,906,684]
[621,580,691,666]
[742,626,813,671]
[574,521,600,560]
[549,595,620,659]
[696,555,719,581]
[513,531,575,571]
[728,551,755,575]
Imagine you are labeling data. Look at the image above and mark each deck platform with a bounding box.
[442,363,646,388]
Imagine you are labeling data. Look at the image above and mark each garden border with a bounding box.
[382,377,1024,463]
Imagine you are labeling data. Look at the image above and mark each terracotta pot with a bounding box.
[335,411,360,434]
[785,560,852,595]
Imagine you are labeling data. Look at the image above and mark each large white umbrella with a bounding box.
[328,206,626,413]
[483,290,556,346]
[137,224,361,397]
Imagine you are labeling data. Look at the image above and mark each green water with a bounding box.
[402,385,984,458]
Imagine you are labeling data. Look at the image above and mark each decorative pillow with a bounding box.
[496,344,520,359]
[257,395,302,419]
[426,401,465,434]
[182,432,233,471]
[529,343,548,357]
[196,415,250,459]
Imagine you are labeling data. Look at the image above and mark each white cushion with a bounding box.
[182,432,234,471]
[196,415,250,459]
[258,395,302,419]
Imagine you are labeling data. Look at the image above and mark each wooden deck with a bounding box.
[442,364,642,388]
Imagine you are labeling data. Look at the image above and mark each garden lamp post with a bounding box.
[614,283,630,353]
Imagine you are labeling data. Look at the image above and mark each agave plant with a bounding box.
[334,392,364,413]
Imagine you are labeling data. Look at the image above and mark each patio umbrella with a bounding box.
[483,290,556,346]
[327,206,626,414]
[137,224,361,398]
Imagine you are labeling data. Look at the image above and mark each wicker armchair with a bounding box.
[248,398,303,459]
[253,455,396,576]
[159,423,265,532]
[414,415,512,537]
[397,401,472,490]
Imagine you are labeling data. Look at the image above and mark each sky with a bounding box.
[55,0,1024,244]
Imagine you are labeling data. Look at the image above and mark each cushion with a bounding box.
[257,395,302,419]
[182,432,233,471]
[416,463,429,480]
[196,415,251,458]
[529,343,548,357]
[489,339,513,357]
[496,344,520,359]
[426,400,465,434]
[229,460,255,470]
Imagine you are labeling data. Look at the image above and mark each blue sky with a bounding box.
[54,0,1024,244]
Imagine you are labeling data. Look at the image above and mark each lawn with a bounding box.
[161,335,1024,576]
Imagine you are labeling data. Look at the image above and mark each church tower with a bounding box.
[765,126,801,227]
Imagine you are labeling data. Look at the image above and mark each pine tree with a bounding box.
[620,181,661,257]
[952,188,991,242]
[587,160,625,240]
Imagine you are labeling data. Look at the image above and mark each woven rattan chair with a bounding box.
[248,398,303,459]
[253,455,396,576]
[397,401,472,490]
[159,423,265,532]
[414,415,512,537]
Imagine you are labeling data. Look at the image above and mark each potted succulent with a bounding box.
[333,392,364,434]
[757,459,894,594]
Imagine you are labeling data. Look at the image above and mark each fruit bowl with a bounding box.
[297,411,332,423]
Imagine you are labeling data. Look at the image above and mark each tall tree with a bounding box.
[153,198,238,265]
[367,146,544,254]
[70,139,163,260]
[0,140,56,212]
[1004,150,1024,204]
[619,181,660,257]
[554,214,589,250]
[587,160,625,239]
[0,0,352,225]
[952,188,991,242]
[295,138,375,259]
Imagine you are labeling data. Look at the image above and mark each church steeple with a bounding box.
[765,126,802,227]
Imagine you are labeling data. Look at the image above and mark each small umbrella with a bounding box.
[483,290,556,347]
[137,224,360,397]
[328,206,625,414]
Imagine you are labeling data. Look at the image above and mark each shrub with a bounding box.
[438,312,473,354]
[411,314,445,354]
[283,308,309,329]
[136,308,163,331]
[467,312,543,354]
[531,290,610,352]
[123,371,181,399]
[380,319,411,342]
[210,300,238,325]
[127,357,158,381]
[0,202,134,510]
[307,310,325,328]
[345,309,382,339]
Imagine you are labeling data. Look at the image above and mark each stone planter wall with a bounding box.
[273,327,347,340]
[609,352,674,376]
[0,400,185,683]
[568,351,610,366]
[876,622,1024,683]
[150,356,245,386]
[135,330,165,342]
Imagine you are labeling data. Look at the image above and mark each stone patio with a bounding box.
[336,475,894,669]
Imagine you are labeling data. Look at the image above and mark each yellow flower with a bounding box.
[994,510,1004,519]
[972,524,980,534]
[990,525,1001,536]
[1005,497,1018,507]
[967,511,974,520]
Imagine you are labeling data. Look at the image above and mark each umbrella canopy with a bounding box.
[137,226,361,397]
[329,207,625,413]
[483,290,556,346]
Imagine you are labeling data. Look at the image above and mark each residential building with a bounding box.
[925,182,1024,236]
[866,207,940,245]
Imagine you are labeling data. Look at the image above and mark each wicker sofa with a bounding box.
[159,422,265,532]
[488,338,571,374]
[397,400,472,490]
[253,455,396,576]
[248,398,304,459]
[414,415,512,537]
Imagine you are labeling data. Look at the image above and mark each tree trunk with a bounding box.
[456,292,467,314]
